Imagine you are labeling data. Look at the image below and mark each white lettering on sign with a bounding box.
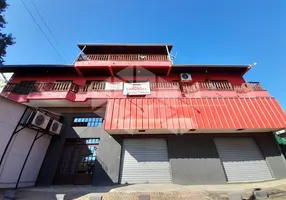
[105,82,123,90]
[123,82,151,95]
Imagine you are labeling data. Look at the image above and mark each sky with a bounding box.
[2,0,286,109]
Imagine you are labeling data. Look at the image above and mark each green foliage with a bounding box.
[0,0,15,65]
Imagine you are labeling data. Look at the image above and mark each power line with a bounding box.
[20,0,66,63]
[30,0,69,60]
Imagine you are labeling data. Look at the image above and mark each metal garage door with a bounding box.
[120,139,172,184]
[214,138,273,183]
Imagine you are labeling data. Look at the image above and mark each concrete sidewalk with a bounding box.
[3,179,286,200]
[110,179,286,193]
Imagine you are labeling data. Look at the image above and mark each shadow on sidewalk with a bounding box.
[1,184,129,200]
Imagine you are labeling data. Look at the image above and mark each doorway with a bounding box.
[54,138,99,185]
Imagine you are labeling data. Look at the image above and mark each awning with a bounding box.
[104,97,286,130]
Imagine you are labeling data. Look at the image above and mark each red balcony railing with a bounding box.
[182,82,264,93]
[77,54,169,62]
[2,82,78,94]
[78,82,106,93]
[34,82,75,92]
[150,82,180,90]
[2,81,265,95]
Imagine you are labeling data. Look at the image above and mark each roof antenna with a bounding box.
[170,52,177,60]
[249,62,257,68]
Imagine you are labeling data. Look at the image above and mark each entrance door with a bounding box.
[54,139,99,185]
[214,137,273,183]
[120,138,172,184]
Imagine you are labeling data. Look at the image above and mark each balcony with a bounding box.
[75,54,172,73]
[1,81,269,104]
[182,81,268,98]
[1,82,78,104]
[182,82,263,92]
[77,54,169,62]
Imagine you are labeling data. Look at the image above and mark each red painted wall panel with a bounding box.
[105,97,286,130]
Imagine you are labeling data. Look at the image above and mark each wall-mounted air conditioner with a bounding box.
[31,111,50,130]
[139,55,147,60]
[49,120,63,135]
[180,73,192,82]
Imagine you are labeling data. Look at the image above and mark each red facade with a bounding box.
[105,97,286,131]
[0,44,285,133]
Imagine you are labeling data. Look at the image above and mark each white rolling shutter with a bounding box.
[215,137,273,183]
[120,139,171,184]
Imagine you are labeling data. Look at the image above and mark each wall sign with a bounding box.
[105,82,123,90]
[123,82,151,95]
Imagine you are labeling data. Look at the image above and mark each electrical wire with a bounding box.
[20,0,66,63]
[30,0,69,61]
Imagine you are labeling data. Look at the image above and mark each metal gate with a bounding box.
[214,137,273,183]
[120,138,172,184]
[54,139,99,185]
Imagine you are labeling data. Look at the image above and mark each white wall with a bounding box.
[19,134,51,187]
[0,127,36,188]
[0,98,26,160]
[0,73,13,93]
[0,97,52,188]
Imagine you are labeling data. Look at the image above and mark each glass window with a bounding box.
[72,117,103,127]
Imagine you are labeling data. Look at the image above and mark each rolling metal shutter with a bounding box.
[120,139,172,184]
[215,137,273,183]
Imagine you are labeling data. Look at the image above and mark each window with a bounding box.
[72,117,103,127]
[12,81,36,94]
[82,80,104,92]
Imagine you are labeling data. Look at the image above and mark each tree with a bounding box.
[0,0,15,65]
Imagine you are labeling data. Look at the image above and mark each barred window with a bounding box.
[72,117,103,127]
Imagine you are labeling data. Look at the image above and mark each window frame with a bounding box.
[72,117,103,127]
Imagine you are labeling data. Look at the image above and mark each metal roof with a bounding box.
[0,63,251,75]
[0,65,78,75]
[172,64,251,74]
[77,43,173,54]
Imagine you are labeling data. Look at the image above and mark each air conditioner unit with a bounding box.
[180,73,192,82]
[49,120,63,135]
[139,55,147,60]
[31,111,50,130]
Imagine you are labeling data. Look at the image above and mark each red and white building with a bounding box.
[0,44,286,186]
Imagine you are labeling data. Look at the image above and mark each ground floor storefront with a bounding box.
[37,125,286,186]
[119,134,286,185]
